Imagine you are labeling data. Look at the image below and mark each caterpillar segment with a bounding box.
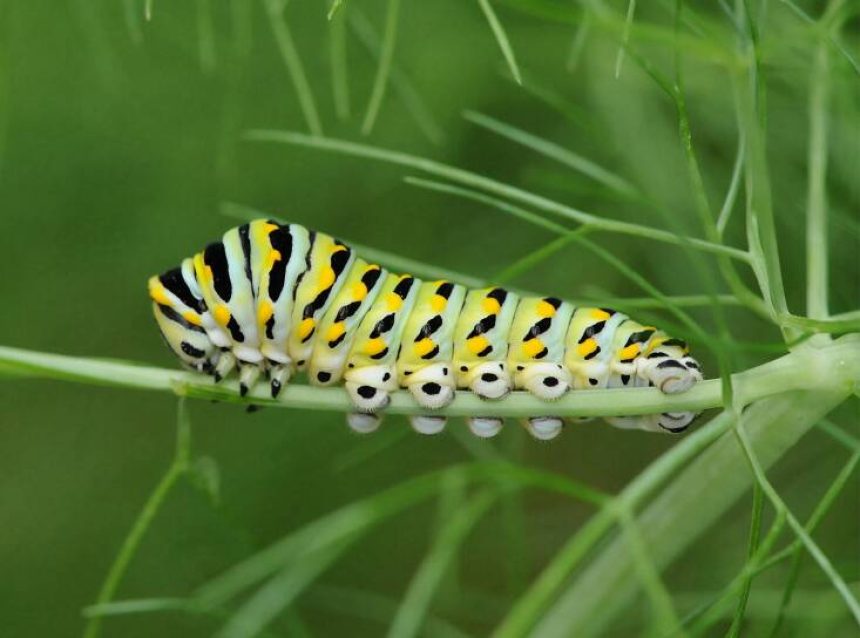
[149,219,704,438]
[397,280,466,434]
[344,273,419,414]
[287,232,355,378]
[248,221,312,397]
[309,259,386,388]
[452,287,518,437]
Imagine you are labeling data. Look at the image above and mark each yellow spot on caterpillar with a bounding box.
[332,244,348,254]
[645,337,666,354]
[214,305,231,327]
[263,222,279,234]
[522,339,545,358]
[386,293,403,311]
[327,322,346,343]
[183,311,202,326]
[536,300,557,318]
[481,297,501,314]
[467,335,490,355]
[414,338,435,357]
[365,337,386,356]
[352,282,368,301]
[264,249,282,271]
[618,344,640,361]
[577,338,598,358]
[430,294,447,312]
[257,301,273,327]
[149,283,170,306]
[591,309,611,321]
[193,254,213,286]
[297,318,315,340]
[319,266,336,290]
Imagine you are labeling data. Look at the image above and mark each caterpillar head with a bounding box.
[606,412,699,434]
[640,356,703,394]
[514,362,570,400]
[457,361,511,400]
[402,363,455,410]
[152,302,217,374]
[344,364,397,412]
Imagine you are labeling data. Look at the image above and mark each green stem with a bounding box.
[244,130,751,262]
[3,337,858,419]
[82,399,190,638]
[805,29,830,321]
[361,0,399,135]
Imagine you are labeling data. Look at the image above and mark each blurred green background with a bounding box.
[0,1,857,636]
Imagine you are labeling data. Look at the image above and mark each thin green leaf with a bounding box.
[82,399,191,638]
[388,491,497,638]
[327,0,346,21]
[614,0,636,78]
[329,9,351,120]
[244,129,751,262]
[263,0,324,137]
[476,0,521,84]
[462,110,638,197]
[361,0,400,135]
[727,483,764,637]
[349,7,443,145]
[767,450,860,637]
[733,422,860,625]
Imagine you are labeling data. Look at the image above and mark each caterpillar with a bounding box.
[148,220,703,439]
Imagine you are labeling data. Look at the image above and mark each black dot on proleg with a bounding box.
[588,378,598,386]
[297,359,305,366]
[621,374,630,385]
[481,373,498,383]
[348,363,355,368]
[317,371,331,383]
[422,382,442,396]
[383,372,391,382]
[404,370,412,376]
[543,376,559,387]
[442,367,448,376]
[357,386,377,399]
[460,365,468,372]
[517,365,524,371]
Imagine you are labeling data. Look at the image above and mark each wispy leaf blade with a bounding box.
[476,0,522,84]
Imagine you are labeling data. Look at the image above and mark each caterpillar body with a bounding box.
[148,220,703,439]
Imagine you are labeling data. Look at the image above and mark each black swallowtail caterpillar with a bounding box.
[148,220,703,439]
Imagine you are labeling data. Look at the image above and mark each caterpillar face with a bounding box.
[149,220,704,438]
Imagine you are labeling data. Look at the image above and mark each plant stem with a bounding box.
[244,130,751,262]
[82,400,190,638]
[3,337,858,419]
[805,31,830,321]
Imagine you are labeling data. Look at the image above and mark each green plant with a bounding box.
[1,0,857,636]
